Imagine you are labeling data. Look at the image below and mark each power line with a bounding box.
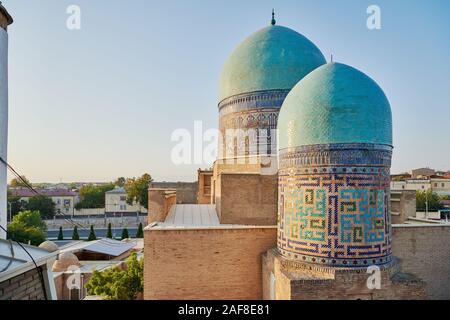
[0,157,88,231]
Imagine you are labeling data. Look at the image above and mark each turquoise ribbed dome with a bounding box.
[278,63,393,150]
[219,25,326,102]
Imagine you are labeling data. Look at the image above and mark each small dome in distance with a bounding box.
[52,252,81,272]
[39,241,59,253]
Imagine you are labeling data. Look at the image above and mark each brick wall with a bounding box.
[151,182,198,204]
[144,227,277,300]
[148,189,177,223]
[218,174,278,226]
[392,225,450,300]
[0,268,46,300]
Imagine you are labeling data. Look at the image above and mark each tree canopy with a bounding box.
[85,253,144,300]
[9,175,31,188]
[416,190,444,212]
[125,174,153,209]
[7,211,47,246]
[26,195,56,219]
[7,190,27,219]
[75,183,115,209]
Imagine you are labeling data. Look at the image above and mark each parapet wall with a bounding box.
[392,224,450,300]
[147,189,177,224]
[144,226,277,300]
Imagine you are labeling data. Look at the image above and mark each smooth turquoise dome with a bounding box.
[219,25,326,102]
[278,63,393,149]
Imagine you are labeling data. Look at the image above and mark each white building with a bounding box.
[391,178,450,196]
[10,188,79,216]
[105,187,146,214]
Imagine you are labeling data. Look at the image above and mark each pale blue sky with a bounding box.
[3,0,450,182]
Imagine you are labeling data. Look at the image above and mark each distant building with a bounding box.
[391,178,450,196]
[105,187,146,214]
[10,188,79,216]
[430,178,450,196]
[411,168,436,179]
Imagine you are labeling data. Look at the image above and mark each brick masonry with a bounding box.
[144,227,277,300]
[143,223,450,300]
[392,225,450,300]
[0,268,46,300]
[262,248,426,300]
[219,173,278,225]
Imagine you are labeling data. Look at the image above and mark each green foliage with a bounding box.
[58,226,64,241]
[441,195,450,201]
[9,176,31,187]
[107,223,113,239]
[125,174,153,209]
[72,226,80,240]
[85,253,144,300]
[7,190,27,218]
[26,195,56,219]
[88,225,97,241]
[121,228,129,240]
[416,190,444,212]
[115,177,126,188]
[7,211,47,246]
[136,223,144,238]
[75,183,115,209]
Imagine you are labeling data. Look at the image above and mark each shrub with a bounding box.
[88,225,97,241]
[121,228,129,240]
[85,253,143,300]
[7,211,47,246]
[107,223,113,239]
[136,223,144,238]
[58,226,64,241]
[72,226,80,240]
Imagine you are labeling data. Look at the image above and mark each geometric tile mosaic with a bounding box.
[278,144,393,267]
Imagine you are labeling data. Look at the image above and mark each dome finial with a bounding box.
[271,9,276,26]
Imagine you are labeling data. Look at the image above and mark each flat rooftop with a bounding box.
[165,204,220,226]
[146,204,276,231]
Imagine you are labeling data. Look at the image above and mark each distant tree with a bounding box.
[26,195,56,219]
[107,223,113,239]
[121,228,129,240]
[75,183,115,209]
[115,177,126,188]
[88,225,97,241]
[85,253,143,300]
[136,223,144,239]
[68,183,78,190]
[416,190,444,212]
[72,226,80,240]
[10,175,31,188]
[7,211,47,246]
[441,195,450,201]
[125,174,153,209]
[7,190,27,218]
[58,226,64,241]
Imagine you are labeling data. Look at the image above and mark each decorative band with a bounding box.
[218,89,289,116]
[279,143,393,169]
[278,248,393,268]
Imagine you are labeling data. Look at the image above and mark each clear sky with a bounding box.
[3,0,450,183]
